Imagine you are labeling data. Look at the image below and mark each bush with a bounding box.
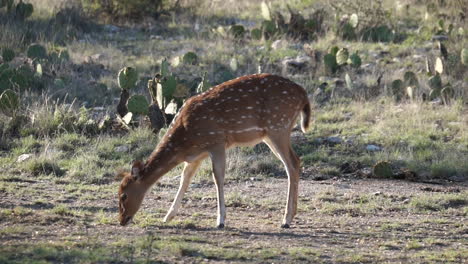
[81,0,165,19]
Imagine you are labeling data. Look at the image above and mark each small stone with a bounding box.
[115,145,129,152]
[326,137,342,144]
[17,154,33,163]
[366,145,381,151]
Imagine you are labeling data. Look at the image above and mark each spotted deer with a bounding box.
[118,73,311,228]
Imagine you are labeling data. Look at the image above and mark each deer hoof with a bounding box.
[281,223,290,228]
[217,223,225,229]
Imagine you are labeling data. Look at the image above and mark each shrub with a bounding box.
[81,0,165,19]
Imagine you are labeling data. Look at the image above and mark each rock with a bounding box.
[115,145,129,152]
[326,137,342,144]
[449,175,466,182]
[17,154,33,163]
[104,24,120,33]
[366,144,381,151]
[314,137,324,144]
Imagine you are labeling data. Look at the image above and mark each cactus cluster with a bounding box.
[391,71,419,101]
[15,0,33,20]
[324,46,362,74]
[428,74,453,103]
[215,2,323,41]
[0,61,36,92]
[1,0,33,20]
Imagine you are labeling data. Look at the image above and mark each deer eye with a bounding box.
[121,193,127,201]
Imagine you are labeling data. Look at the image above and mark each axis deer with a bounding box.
[118,73,311,228]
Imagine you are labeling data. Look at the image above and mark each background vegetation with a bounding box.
[0,0,467,263]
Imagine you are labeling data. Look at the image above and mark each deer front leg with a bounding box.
[209,145,227,229]
[164,160,202,223]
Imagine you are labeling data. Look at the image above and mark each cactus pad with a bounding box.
[391,79,404,101]
[324,53,338,74]
[403,71,418,87]
[336,48,349,65]
[348,53,362,68]
[2,48,15,62]
[251,28,262,40]
[183,52,198,65]
[127,95,149,115]
[27,44,47,60]
[118,67,138,90]
[461,48,468,66]
[0,89,19,115]
[229,25,246,38]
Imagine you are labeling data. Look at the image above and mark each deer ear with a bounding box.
[131,160,144,180]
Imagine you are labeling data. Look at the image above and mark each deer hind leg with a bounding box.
[164,160,202,223]
[209,145,227,229]
[264,132,301,228]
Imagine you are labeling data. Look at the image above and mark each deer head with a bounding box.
[118,160,147,226]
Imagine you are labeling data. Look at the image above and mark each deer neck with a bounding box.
[140,138,183,186]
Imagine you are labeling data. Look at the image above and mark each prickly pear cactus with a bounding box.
[345,73,353,90]
[434,57,444,74]
[329,46,339,56]
[440,85,454,104]
[118,67,138,90]
[461,48,468,66]
[261,20,277,37]
[251,28,262,40]
[336,48,349,65]
[183,52,198,65]
[373,161,393,178]
[261,1,271,20]
[127,95,149,115]
[324,53,338,74]
[403,71,418,87]
[27,44,47,60]
[391,79,404,101]
[0,89,19,116]
[58,49,70,61]
[229,25,246,38]
[1,48,15,62]
[406,86,416,101]
[161,59,170,77]
[15,1,34,20]
[157,75,176,111]
[350,13,359,28]
[348,53,361,68]
[428,74,442,94]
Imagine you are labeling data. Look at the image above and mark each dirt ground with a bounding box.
[1,174,467,263]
